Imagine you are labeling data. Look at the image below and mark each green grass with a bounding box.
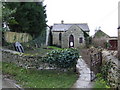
[25,48,51,56]
[47,46,63,50]
[24,46,63,57]
[2,62,77,88]
[93,74,110,89]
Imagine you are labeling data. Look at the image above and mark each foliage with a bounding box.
[2,2,47,38]
[101,60,116,81]
[93,73,110,89]
[2,62,77,88]
[100,60,119,88]
[31,29,46,46]
[83,31,91,48]
[43,48,79,69]
[2,2,19,31]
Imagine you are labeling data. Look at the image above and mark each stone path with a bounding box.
[0,78,22,90]
[72,57,94,88]
[1,75,22,89]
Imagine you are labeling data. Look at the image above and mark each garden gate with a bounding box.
[90,50,102,81]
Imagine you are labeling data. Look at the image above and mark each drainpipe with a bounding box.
[46,26,50,46]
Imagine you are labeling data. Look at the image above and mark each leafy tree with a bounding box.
[2,2,47,38]
[2,2,17,31]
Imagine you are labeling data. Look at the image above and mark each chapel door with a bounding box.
[69,35,74,48]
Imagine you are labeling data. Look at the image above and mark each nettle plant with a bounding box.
[43,48,79,69]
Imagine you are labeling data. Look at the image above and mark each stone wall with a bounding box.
[52,31,64,47]
[118,2,120,59]
[62,25,85,48]
[118,29,120,59]
[92,37,109,48]
[102,51,119,88]
[2,49,49,69]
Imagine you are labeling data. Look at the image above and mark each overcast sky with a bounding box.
[44,0,119,37]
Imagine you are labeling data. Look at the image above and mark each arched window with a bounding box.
[79,37,83,43]
[69,35,74,48]
[59,33,62,41]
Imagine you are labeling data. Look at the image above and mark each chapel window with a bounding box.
[59,33,62,41]
[79,37,83,43]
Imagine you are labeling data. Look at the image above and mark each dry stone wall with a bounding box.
[2,49,49,69]
[102,51,119,88]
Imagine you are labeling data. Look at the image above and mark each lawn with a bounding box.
[24,46,63,57]
[2,62,77,88]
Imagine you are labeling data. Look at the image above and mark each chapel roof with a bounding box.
[51,23,90,32]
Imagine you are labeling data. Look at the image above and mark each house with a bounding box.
[92,30,110,48]
[93,30,118,50]
[51,21,90,48]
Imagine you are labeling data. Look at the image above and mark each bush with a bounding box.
[43,48,79,69]
[93,73,110,89]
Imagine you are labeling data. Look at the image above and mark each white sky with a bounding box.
[44,0,119,37]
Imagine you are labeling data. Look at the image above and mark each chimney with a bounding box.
[61,20,64,24]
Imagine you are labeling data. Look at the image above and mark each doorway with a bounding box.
[69,35,74,48]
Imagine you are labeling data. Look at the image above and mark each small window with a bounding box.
[79,37,83,43]
[59,33,62,41]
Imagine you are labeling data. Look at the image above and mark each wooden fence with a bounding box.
[4,31,32,43]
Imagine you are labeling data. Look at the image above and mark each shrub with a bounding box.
[93,73,110,89]
[101,60,116,80]
[43,48,79,69]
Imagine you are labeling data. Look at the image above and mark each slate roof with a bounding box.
[52,23,90,32]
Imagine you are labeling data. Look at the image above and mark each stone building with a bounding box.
[93,30,118,50]
[51,22,90,48]
[118,26,120,59]
[92,30,110,48]
[118,2,120,59]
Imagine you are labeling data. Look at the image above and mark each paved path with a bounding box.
[2,78,17,88]
[1,75,22,89]
[72,57,94,88]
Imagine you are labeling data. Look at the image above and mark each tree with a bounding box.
[2,2,47,38]
[2,2,18,31]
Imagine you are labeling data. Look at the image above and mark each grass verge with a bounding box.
[2,62,77,88]
[93,74,110,89]
[47,46,63,50]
